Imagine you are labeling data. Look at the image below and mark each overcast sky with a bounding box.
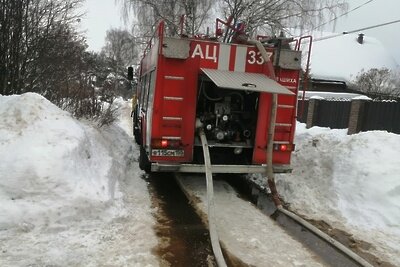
[80,0,400,65]
[80,0,126,52]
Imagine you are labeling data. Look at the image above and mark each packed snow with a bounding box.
[0,92,399,266]
[177,175,327,267]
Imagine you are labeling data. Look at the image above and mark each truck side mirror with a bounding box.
[127,66,134,80]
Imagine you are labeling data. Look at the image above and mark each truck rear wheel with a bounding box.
[133,106,141,145]
[133,124,141,145]
[139,145,151,173]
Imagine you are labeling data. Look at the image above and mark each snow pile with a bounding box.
[0,93,158,266]
[297,90,365,100]
[276,123,400,265]
[0,93,117,229]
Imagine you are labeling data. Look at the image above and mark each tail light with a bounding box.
[273,143,295,152]
[151,138,181,148]
[161,140,168,148]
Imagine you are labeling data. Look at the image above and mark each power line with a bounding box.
[309,0,375,33]
[314,19,400,42]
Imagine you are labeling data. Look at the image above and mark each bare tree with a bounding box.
[354,68,400,99]
[218,0,348,41]
[0,0,122,124]
[0,0,84,95]
[30,24,88,100]
[180,0,215,35]
[0,0,30,94]
[100,28,138,99]
[116,0,347,49]
[102,28,138,68]
[118,0,214,36]
[392,71,400,97]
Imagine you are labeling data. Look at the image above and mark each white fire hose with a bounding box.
[199,128,227,267]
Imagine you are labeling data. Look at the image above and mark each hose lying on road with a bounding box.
[277,207,374,267]
[199,128,227,267]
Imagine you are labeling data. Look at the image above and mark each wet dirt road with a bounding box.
[144,172,216,267]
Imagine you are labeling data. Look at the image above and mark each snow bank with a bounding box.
[275,123,400,265]
[0,93,158,266]
[0,93,118,229]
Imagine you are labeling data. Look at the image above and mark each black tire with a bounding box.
[133,123,141,145]
[139,145,151,173]
[133,106,141,145]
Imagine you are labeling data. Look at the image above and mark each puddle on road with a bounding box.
[143,172,216,267]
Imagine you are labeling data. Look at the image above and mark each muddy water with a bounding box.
[144,172,216,267]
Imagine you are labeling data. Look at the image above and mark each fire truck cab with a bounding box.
[132,20,306,174]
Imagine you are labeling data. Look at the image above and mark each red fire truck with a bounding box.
[131,19,309,174]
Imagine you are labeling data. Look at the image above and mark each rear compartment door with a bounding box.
[200,68,294,95]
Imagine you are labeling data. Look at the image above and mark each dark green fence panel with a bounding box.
[362,101,400,134]
[297,100,309,123]
[315,100,352,129]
